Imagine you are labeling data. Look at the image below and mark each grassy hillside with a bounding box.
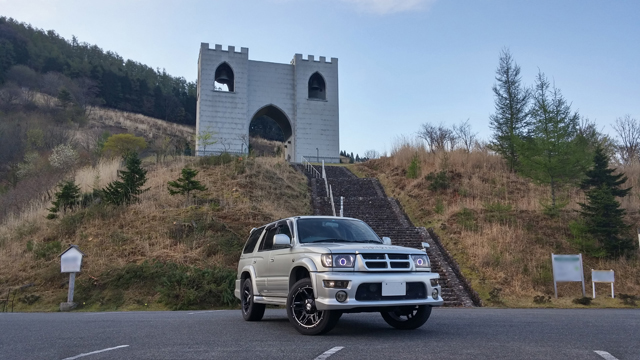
[0,155,310,311]
[354,141,640,308]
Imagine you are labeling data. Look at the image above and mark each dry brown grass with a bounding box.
[249,137,285,158]
[357,138,640,306]
[0,159,122,236]
[88,107,195,140]
[0,156,310,309]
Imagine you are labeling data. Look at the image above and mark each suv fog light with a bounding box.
[432,289,439,299]
[336,291,348,303]
[323,280,350,289]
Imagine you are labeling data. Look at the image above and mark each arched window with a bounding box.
[214,62,234,92]
[308,72,326,100]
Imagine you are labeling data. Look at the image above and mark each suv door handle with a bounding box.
[252,260,256,264]
[270,258,274,262]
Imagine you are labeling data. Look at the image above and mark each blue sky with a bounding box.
[2,0,639,156]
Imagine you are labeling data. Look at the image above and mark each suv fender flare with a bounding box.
[240,265,259,295]
[291,258,319,298]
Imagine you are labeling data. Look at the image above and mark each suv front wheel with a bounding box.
[241,278,265,321]
[286,278,341,335]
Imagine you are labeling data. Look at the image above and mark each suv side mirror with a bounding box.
[382,237,392,245]
[274,234,292,248]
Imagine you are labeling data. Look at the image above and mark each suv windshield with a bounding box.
[297,218,382,244]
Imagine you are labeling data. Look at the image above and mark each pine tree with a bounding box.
[489,48,531,172]
[102,152,148,205]
[518,71,591,211]
[579,146,635,257]
[47,180,81,219]
[57,88,73,109]
[581,146,630,196]
[168,167,207,201]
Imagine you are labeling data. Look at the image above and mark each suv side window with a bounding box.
[259,226,278,252]
[243,227,264,254]
[277,221,292,239]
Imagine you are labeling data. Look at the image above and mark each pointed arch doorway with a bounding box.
[249,105,294,161]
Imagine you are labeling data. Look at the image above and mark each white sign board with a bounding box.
[60,247,83,273]
[551,253,585,298]
[591,270,615,298]
[592,270,614,283]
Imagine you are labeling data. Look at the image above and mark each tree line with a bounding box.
[488,48,636,258]
[0,16,196,125]
[413,49,637,257]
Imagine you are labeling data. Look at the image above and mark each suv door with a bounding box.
[255,225,278,294]
[265,220,295,297]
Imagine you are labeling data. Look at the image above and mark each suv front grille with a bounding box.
[361,253,411,270]
[362,253,386,260]
[355,282,427,301]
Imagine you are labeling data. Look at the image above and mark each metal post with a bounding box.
[322,160,326,179]
[551,253,558,298]
[324,176,329,198]
[329,185,336,217]
[340,196,344,217]
[611,282,614,298]
[579,254,585,297]
[316,148,319,163]
[68,272,76,303]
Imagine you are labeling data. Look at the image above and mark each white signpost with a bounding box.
[551,253,585,298]
[591,270,615,299]
[59,245,85,311]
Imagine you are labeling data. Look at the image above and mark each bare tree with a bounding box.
[0,82,22,110]
[238,133,250,154]
[40,72,65,109]
[612,115,640,164]
[151,135,173,163]
[6,65,39,105]
[68,77,101,116]
[363,149,380,160]
[417,122,458,152]
[453,119,477,152]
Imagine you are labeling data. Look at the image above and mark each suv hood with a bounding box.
[299,242,423,254]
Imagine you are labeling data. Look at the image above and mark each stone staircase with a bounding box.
[296,164,479,307]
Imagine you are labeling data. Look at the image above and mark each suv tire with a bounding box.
[380,305,431,330]
[286,278,341,335]
[241,278,265,321]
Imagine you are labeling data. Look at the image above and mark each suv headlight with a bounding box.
[411,254,430,269]
[321,254,355,268]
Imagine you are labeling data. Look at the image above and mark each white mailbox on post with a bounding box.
[59,245,85,311]
[60,245,84,273]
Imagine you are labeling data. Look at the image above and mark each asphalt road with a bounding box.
[0,308,638,360]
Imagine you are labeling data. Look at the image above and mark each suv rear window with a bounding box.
[243,227,264,254]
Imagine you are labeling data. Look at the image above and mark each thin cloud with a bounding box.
[341,0,435,14]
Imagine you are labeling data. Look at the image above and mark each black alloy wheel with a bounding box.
[380,305,432,330]
[286,278,341,335]
[241,278,265,321]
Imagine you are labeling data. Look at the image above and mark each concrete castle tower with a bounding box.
[196,43,340,163]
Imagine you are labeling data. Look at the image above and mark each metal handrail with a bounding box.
[329,185,336,217]
[301,156,322,179]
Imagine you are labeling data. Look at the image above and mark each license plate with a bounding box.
[382,282,406,296]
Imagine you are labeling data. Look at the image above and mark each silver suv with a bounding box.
[234,216,443,335]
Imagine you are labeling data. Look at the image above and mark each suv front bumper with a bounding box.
[312,271,444,311]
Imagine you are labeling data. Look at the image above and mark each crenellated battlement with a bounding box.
[200,42,249,55]
[292,53,338,65]
[196,41,339,163]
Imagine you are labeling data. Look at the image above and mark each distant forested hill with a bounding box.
[0,16,196,125]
